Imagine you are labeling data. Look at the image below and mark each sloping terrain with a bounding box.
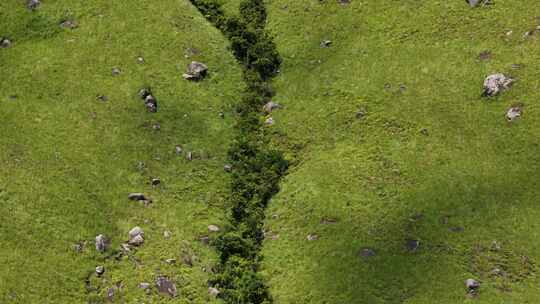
[3,0,540,304]
[0,0,242,302]
[260,1,540,303]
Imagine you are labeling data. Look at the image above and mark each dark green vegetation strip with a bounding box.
[189,0,287,303]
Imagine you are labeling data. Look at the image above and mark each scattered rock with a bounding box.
[136,56,145,64]
[511,63,523,70]
[405,239,420,251]
[218,111,225,118]
[307,234,319,241]
[208,287,220,298]
[0,37,12,48]
[95,266,105,276]
[139,88,152,99]
[265,117,275,125]
[320,39,332,48]
[321,217,338,224]
[144,95,158,113]
[506,106,522,122]
[419,128,429,136]
[73,241,86,253]
[263,101,281,113]
[356,108,367,120]
[224,164,232,172]
[165,258,176,265]
[183,61,208,81]
[208,225,220,233]
[449,226,464,233]
[175,145,183,155]
[151,178,161,186]
[467,0,490,7]
[490,267,503,276]
[465,278,480,294]
[482,74,514,97]
[139,282,151,289]
[358,247,376,258]
[128,193,149,201]
[106,287,115,301]
[95,234,109,252]
[200,236,210,245]
[478,50,491,61]
[186,151,193,161]
[490,240,502,251]
[60,20,78,29]
[339,0,351,6]
[120,243,131,253]
[111,67,121,76]
[152,123,161,130]
[96,94,108,102]
[163,230,172,239]
[128,227,144,246]
[27,0,40,10]
[156,276,177,298]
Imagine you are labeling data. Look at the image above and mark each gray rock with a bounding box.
[1,38,12,48]
[96,94,108,102]
[151,178,161,186]
[163,230,172,239]
[465,278,480,294]
[467,0,482,7]
[263,101,281,113]
[506,106,522,122]
[186,151,193,161]
[95,266,105,276]
[136,56,145,64]
[139,88,152,99]
[320,40,332,48]
[128,193,148,201]
[265,117,275,125]
[183,61,208,81]
[95,234,109,252]
[175,145,183,155]
[27,0,40,10]
[200,236,210,245]
[208,225,220,233]
[128,234,144,246]
[106,287,115,301]
[144,95,158,113]
[482,73,514,97]
[111,67,121,76]
[405,239,420,251]
[208,287,220,297]
[128,226,144,246]
[359,248,376,258]
[307,234,319,241]
[224,164,232,172]
[165,258,176,264]
[139,282,151,289]
[60,20,78,29]
[156,276,177,298]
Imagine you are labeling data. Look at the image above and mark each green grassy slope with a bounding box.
[0,0,242,302]
[261,1,540,303]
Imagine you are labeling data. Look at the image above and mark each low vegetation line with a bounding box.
[189,0,287,303]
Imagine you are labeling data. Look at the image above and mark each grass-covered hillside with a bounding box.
[0,0,243,302]
[3,0,540,303]
[260,1,540,303]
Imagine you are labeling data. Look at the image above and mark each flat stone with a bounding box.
[208,225,220,233]
[156,276,177,298]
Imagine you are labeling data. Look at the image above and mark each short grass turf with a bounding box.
[260,1,540,303]
[0,0,243,303]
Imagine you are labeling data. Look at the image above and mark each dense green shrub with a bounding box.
[189,0,286,302]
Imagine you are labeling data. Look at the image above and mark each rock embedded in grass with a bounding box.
[265,117,275,125]
[208,225,220,233]
[307,234,319,241]
[136,56,145,64]
[144,95,158,112]
[156,276,177,298]
[224,164,232,172]
[60,20,78,30]
[320,39,332,48]
[506,106,522,122]
[111,67,121,76]
[482,74,514,97]
[405,239,420,251]
[208,287,220,297]
[182,61,208,81]
[128,193,149,201]
[27,0,40,10]
[263,101,281,113]
[128,226,144,246]
[95,234,109,252]
[95,266,105,276]
[358,248,376,258]
[465,278,480,294]
[0,38,12,48]
[163,230,172,239]
[139,282,151,289]
[478,50,491,61]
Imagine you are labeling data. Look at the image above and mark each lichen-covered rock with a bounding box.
[482,74,514,97]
